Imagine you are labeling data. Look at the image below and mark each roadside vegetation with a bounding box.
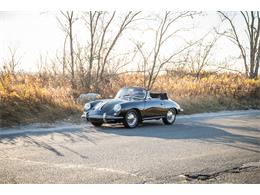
[0,73,81,127]
[1,71,259,127]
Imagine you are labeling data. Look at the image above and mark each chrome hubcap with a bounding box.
[126,112,137,127]
[167,110,175,123]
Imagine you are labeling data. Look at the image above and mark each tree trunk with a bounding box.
[69,14,75,88]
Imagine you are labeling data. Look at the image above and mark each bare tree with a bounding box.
[181,33,220,79]
[218,11,260,79]
[74,41,88,88]
[85,11,102,90]
[82,11,141,91]
[58,11,78,87]
[135,11,197,90]
[62,34,68,76]
[3,47,22,74]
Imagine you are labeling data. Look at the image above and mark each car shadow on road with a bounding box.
[0,120,259,156]
[97,121,260,154]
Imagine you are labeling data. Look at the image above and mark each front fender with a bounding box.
[84,100,103,112]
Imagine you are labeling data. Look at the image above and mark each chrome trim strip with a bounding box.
[87,115,123,120]
[143,116,164,120]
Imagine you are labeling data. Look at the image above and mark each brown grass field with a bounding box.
[1,72,260,127]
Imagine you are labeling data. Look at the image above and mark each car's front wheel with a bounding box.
[91,121,103,127]
[123,109,139,128]
[162,108,176,125]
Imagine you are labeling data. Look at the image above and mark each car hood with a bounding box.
[92,98,127,111]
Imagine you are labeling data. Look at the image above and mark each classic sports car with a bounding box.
[81,87,183,128]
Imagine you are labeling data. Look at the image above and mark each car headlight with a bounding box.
[84,103,91,110]
[113,104,121,112]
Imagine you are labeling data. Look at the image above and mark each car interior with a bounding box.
[149,92,168,100]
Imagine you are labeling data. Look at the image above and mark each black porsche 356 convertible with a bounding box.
[81,87,183,128]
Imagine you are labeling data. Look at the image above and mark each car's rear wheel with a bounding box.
[91,121,103,127]
[162,108,176,125]
[123,109,139,128]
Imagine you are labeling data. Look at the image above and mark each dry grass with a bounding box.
[106,73,260,114]
[1,72,260,127]
[0,73,81,127]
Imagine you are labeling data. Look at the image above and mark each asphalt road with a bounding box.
[0,110,260,183]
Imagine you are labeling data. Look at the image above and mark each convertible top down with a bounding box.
[81,87,183,128]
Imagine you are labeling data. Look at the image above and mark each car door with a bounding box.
[143,98,166,118]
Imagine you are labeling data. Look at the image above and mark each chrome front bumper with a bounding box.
[81,112,123,123]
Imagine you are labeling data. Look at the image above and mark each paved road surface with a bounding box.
[0,110,260,183]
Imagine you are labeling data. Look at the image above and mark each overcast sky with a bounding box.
[0,11,244,72]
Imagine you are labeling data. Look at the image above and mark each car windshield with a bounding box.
[115,88,146,100]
